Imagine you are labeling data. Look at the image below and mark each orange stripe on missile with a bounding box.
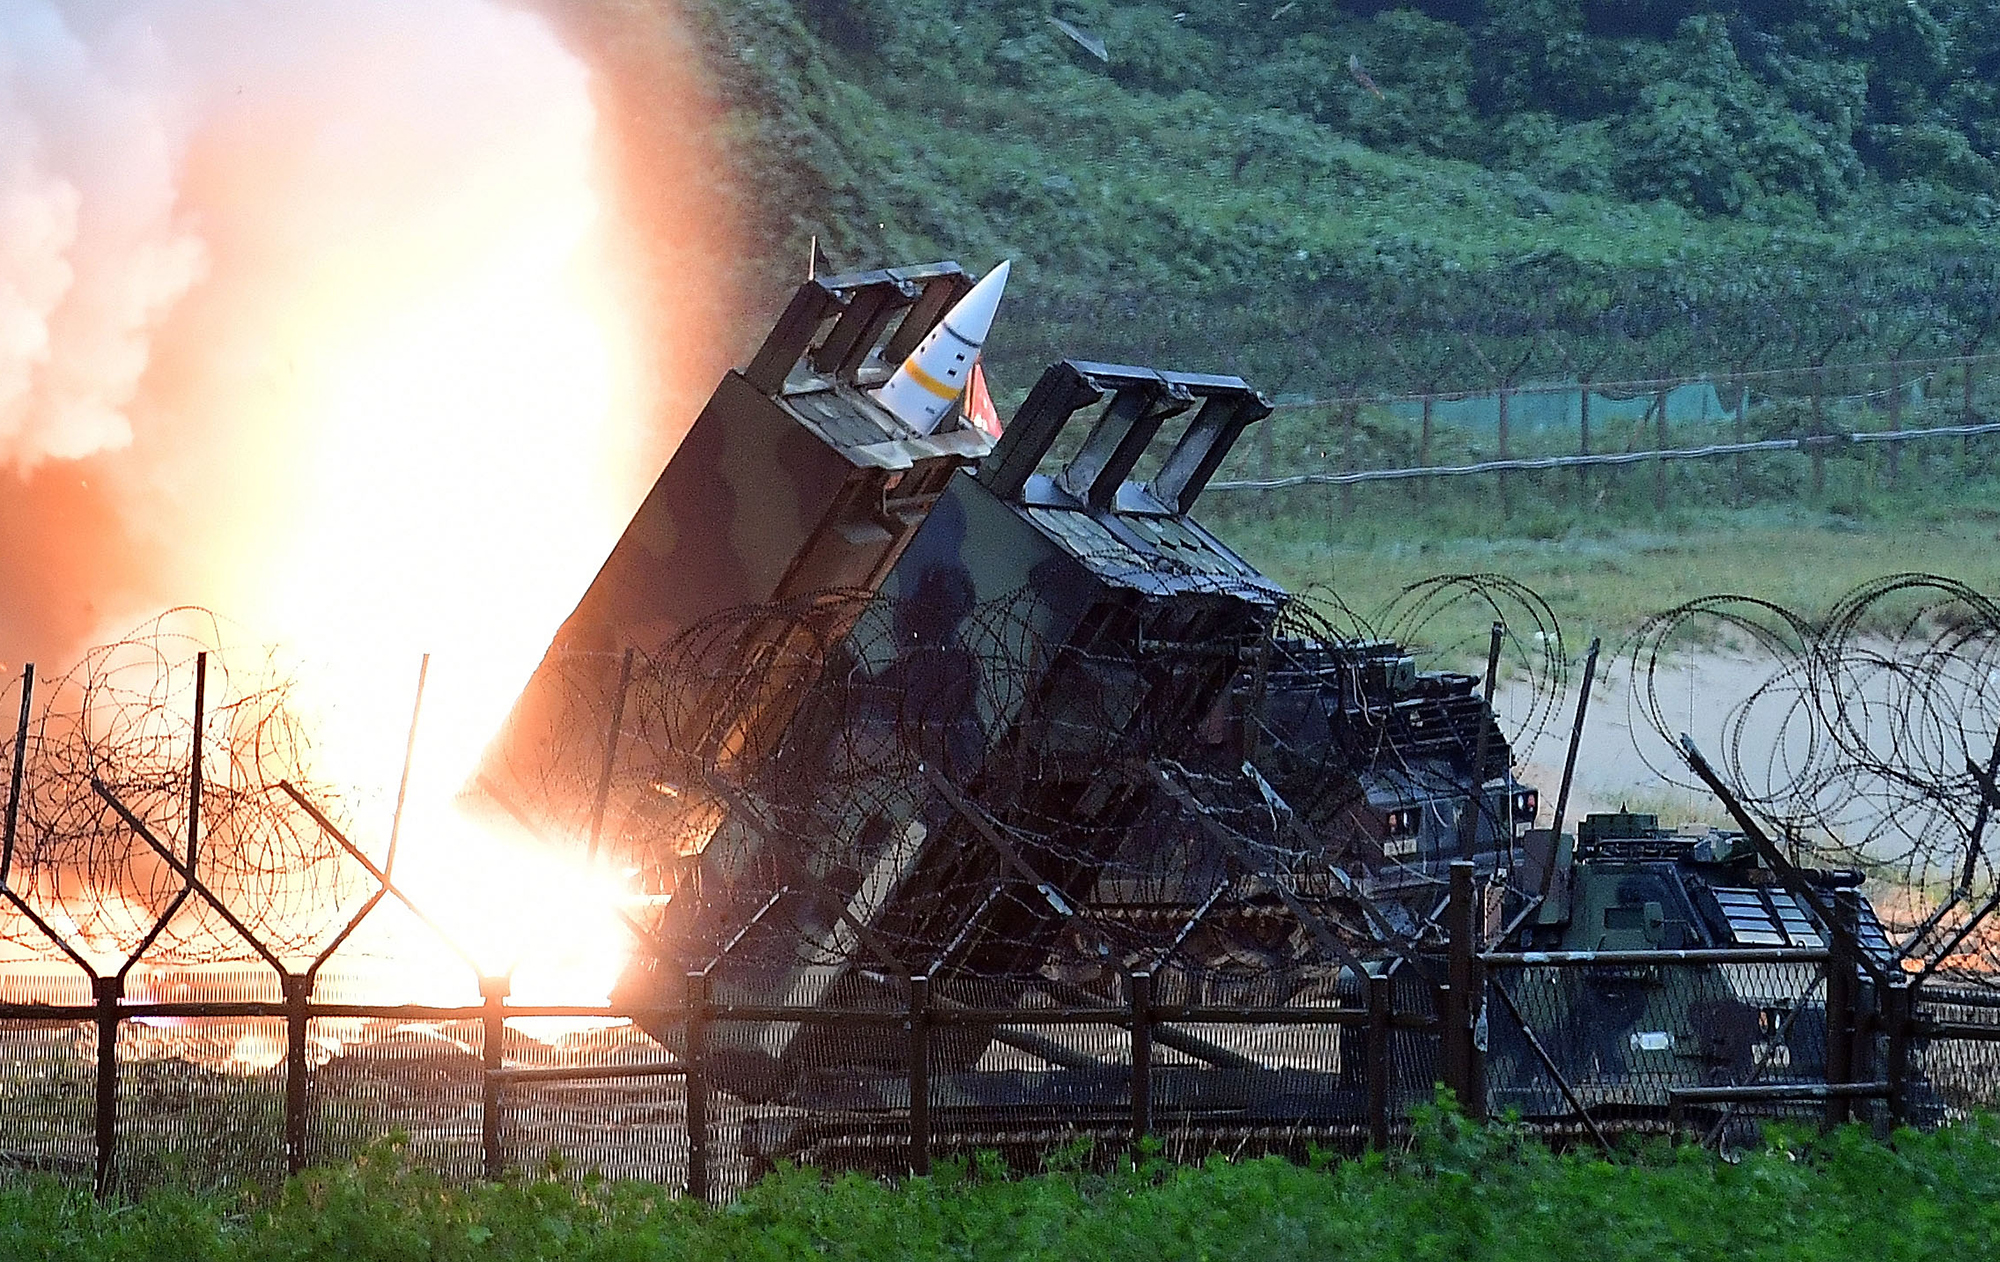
[901,360,961,401]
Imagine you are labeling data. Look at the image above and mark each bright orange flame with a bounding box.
[6,2,742,1022]
[220,56,648,1015]
[214,45,641,1013]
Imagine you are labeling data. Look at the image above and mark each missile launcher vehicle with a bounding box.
[483,262,1548,1133]
[484,259,1907,1159]
[637,358,1294,1099]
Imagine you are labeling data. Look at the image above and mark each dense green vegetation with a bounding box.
[682,0,2000,395]
[12,1111,2000,1259]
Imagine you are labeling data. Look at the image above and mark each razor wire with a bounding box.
[1624,574,2000,987]
[0,610,367,966]
[485,570,1570,1020]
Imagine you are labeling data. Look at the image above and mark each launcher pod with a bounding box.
[660,361,1284,1098]
[479,264,996,854]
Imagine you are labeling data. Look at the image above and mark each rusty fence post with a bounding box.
[92,976,120,1198]
[908,974,931,1176]
[685,972,709,1203]
[1437,973,1460,1107]
[1367,972,1391,1149]
[480,975,509,1179]
[283,974,312,1174]
[1823,891,1858,1129]
[1130,970,1153,1157]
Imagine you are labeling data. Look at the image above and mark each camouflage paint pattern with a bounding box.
[475,264,995,845]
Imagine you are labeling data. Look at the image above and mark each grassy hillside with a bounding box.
[547,0,2000,637]
[680,0,2000,398]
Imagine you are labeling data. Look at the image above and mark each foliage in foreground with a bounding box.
[6,1108,2000,1261]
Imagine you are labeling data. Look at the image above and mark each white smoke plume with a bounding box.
[1,5,206,467]
[0,0,742,683]
[0,0,745,995]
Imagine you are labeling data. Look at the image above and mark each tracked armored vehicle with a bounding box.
[1487,810,1896,1121]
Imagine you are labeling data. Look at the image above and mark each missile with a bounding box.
[873,259,1010,435]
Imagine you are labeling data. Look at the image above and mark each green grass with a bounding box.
[10,1111,2000,1260]
[1223,506,2000,651]
[1195,401,2000,658]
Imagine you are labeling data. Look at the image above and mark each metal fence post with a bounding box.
[586,647,635,862]
[1447,861,1484,1118]
[1733,368,1749,507]
[1256,418,1275,517]
[1575,378,1591,506]
[1968,352,1985,472]
[1340,402,1357,521]
[1419,393,1435,503]
[1884,977,1912,1129]
[908,974,931,1176]
[1367,972,1391,1149]
[283,973,311,1174]
[92,975,120,1198]
[1653,384,1670,513]
[1886,357,1903,488]
[480,975,509,1179]
[1437,977,1459,1104]
[1130,970,1153,1156]
[1811,364,1828,498]
[685,971,709,1203]
[1824,891,1857,1128]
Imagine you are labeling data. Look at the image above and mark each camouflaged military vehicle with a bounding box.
[655,357,1292,1101]
[1486,810,1895,1121]
[481,260,1588,1147]
[1243,635,1537,924]
[477,262,998,860]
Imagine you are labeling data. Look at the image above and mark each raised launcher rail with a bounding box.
[634,360,1288,1102]
[476,262,997,853]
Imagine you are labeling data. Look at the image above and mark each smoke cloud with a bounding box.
[1,5,207,468]
[0,0,743,684]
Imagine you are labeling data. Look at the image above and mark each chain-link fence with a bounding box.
[9,589,2000,1202]
[1203,352,2000,525]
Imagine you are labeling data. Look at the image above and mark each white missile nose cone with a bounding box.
[873,259,1015,435]
[943,259,1010,346]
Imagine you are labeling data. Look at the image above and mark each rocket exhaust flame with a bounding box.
[0,0,740,1015]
